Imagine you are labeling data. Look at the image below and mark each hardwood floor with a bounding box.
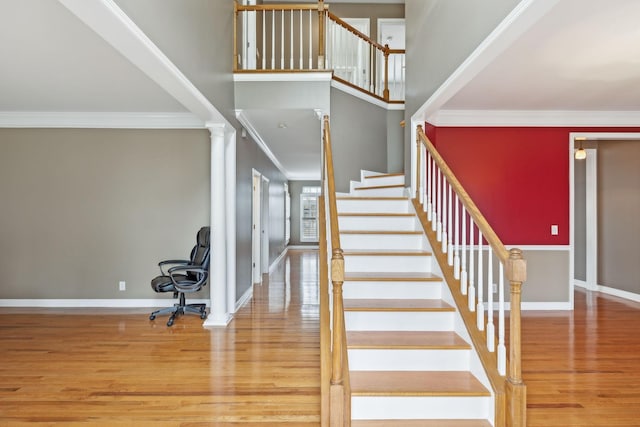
[0,249,321,426]
[2,250,640,426]
[524,289,640,426]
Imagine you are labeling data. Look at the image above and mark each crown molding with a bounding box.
[428,109,640,127]
[0,111,205,129]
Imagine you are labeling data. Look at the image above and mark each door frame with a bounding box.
[260,175,270,274]
[252,169,262,284]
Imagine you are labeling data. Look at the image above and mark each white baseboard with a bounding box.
[520,302,572,310]
[269,247,289,273]
[575,280,640,302]
[287,245,319,250]
[0,298,209,308]
[235,286,253,311]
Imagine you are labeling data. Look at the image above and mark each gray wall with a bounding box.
[288,180,321,246]
[115,0,288,301]
[0,128,210,299]
[386,109,405,173]
[598,140,640,294]
[330,87,389,192]
[404,0,519,173]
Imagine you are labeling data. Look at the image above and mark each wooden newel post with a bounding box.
[415,125,423,201]
[383,44,390,101]
[318,0,326,68]
[330,248,345,385]
[506,248,527,427]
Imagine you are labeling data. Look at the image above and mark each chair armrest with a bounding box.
[158,259,190,275]
[168,265,209,292]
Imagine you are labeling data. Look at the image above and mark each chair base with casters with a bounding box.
[149,291,207,327]
[149,226,210,327]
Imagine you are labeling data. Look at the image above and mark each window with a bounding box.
[300,186,321,242]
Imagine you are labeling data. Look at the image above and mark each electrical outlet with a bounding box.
[551,224,559,235]
[119,281,126,291]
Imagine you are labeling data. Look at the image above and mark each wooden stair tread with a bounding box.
[344,299,454,312]
[355,184,404,191]
[347,331,470,349]
[350,371,490,396]
[352,420,492,427]
[341,230,422,235]
[343,249,432,256]
[363,172,405,180]
[345,271,442,281]
[339,212,414,217]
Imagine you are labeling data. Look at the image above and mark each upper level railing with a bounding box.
[319,115,350,426]
[233,1,405,103]
[413,125,527,427]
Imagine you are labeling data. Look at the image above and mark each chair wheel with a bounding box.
[200,312,207,319]
[149,315,156,320]
[167,318,174,327]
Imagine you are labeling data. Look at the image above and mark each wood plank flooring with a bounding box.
[0,249,320,426]
[2,250,640,426]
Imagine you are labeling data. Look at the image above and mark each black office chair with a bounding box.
[149,227,210,326]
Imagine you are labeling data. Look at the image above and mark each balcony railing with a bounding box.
[234,1,405,103]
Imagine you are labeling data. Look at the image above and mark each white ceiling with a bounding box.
[0,0,185,113]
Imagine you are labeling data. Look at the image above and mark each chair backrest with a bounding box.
[188,227,210,282]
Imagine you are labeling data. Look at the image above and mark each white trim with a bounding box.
[236,110,290,179]
[427,109,640,127]
[269,247,289,273]
[0,299,209,308]
[233,72,333,82]
[0,111,204,129]
[575,281,640,303]
[331,80,405,111]
[585,149,598,290]
[412,0,560,124]
[520,302,572,311]
[452,244,570,251]
[287,245,319,250]
[235,286,254,311]
[595,285,640,303]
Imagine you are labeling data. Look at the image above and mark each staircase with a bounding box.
[336,171,494,426]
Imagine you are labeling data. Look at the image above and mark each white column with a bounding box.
[225,130,237,314]
[204,124,232,327]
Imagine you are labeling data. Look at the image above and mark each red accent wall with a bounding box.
[427,125,640,245]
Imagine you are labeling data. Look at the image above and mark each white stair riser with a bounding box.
[362,175,405,187]
[344,255,431,273]
[353,186,405,197]
[343,281,442,299]
[345,311,454,331]
[340,233,428,250]
[349,349,471,371]
[351,396,491,420]
[337,199,411,214]
[339,216,418,231]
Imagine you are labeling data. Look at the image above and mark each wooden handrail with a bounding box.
[327,11,386,51]
[321,115,349,425]
[416,125,509,264]
[236,2,328,12]
[415,124,527,426]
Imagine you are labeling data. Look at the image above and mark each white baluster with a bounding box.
[308,11,312,68]
[431,159,437,231]
[447,184,453,264]
[487,248,495,353]
[436,169,442,240]
[477,230,484,330]
[271,11,275,69]
[467,220,475,311]
[280,11,284,69]
[299,10,303,69]
[425,151,431,217]
[454,194,461,281]
[289,11,293,69]
[498,263,506,375]
[262,11,266,69]
[441,179,448,253]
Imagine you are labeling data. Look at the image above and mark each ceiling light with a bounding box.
[278,122,287,129]
[575,138,587,160]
